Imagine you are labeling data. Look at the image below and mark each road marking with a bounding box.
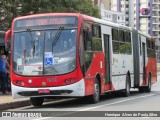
[78,92,160,111]
[32,117,51,120]
[142,117,150,119]
[31,92,160,120]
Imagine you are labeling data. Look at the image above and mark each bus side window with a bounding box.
[82,21,93,74]
[119,30,125,54]
[83,29,92,51]
[139,35,141,55]
[147,39,156,58]
[125,32,132,54]
[92,24,102,51]
[112,28,119,54]
[79,29,85,76]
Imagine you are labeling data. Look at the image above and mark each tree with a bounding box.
[0,0,20,30]
[0,0,100,30]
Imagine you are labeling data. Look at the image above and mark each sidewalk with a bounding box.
[0,92,30,111]
[0,92,61,111]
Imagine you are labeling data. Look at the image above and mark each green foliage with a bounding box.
[0,0,20,30]
[0,0,100,30]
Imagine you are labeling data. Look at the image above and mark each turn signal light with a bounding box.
[70,79,74,83]
[65,80,69,84]
[64,78,75,85]
[16,80,20,85]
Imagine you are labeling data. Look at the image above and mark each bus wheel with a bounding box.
[123,75,130,97]
[89,78,100,103]
[139,87,145,93]
[30,97,44,106]
[145,74,151,92]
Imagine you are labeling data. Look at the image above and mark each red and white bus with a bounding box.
[5,13,157,106]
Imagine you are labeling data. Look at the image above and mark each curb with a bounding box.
[0,98,60,111]
[0,99,30,111]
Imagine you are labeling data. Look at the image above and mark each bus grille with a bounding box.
[17,90,73,96]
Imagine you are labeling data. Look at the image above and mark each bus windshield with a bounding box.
[13,29,77,76]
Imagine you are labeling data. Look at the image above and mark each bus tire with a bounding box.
[123,74,130,97]
[139,87,145,93]
[30,97,44,106]
[89,78,100,104]
[145,74,151,92]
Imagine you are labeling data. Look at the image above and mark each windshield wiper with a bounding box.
[52,26,64,46]
[26,28,35,58]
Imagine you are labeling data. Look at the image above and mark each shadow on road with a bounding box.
[24,89,157,110]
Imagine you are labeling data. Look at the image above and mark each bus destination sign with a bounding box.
[14,16,77,29]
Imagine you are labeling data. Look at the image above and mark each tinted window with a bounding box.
[112,29,118,40]
[112,28,119,54]
[139,35,142,55]
[147,39,156,58]
[92,24,102,51]
[125,32,132,54]
[112,41,119,53]
[119,30,125,42]
[83,21,93,72]
[112,29,132,54]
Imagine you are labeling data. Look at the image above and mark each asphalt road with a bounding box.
[4,75,160,120]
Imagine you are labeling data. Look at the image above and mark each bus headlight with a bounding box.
[70,79,74,83]
[65,79,69,84]
[28,79,32,83]
[16,80,20,85]
[64,78,75,84]
[15,80,25,86]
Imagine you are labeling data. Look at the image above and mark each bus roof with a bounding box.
[138,30,151,38]
[13,13,130,31]
[12,13,151,38]
[91,16,132,31]
[13,13,81,21]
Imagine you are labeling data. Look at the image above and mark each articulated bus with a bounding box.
[5,13,157,106]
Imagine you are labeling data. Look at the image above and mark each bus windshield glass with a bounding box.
[13,28,77,76]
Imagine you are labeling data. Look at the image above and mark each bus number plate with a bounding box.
[38,89,50,94]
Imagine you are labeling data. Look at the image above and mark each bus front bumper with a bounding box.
[11,79,85,98]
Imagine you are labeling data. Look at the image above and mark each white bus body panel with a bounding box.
[139,35,148,86]
[94,17,134,91]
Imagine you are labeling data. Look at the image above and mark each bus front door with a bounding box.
[104,34,111,89]
[142,42,146,84]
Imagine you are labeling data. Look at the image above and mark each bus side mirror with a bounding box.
[5,30,11,51]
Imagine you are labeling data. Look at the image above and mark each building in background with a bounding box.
[101,9,125,25]
[93,0,125,25]
[93,0,160,62]
[152,0,160,62]
[110,0,130,26]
